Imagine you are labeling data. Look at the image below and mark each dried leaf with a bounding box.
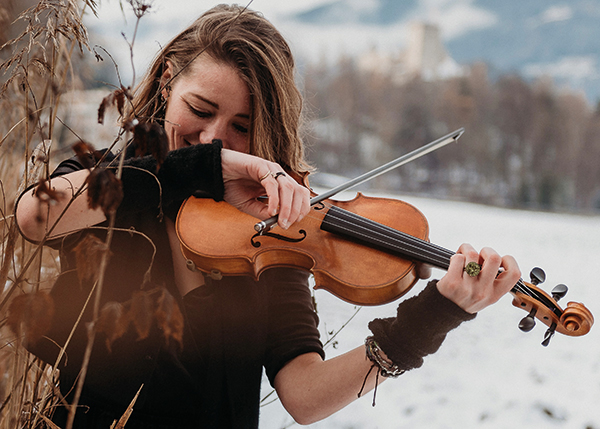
[129,290,154,340]
[155,289,184,347]
[85,168,123,216]
[73,234,110,284]
[7,292,55,345]
[130,0,152,18]
[98,86,132,124]
[132,122,169,169]
[72,140,97,169]
[115,89,126,117]
[97,93,110,125]
[34,179,64,204]
[96,301,129,352]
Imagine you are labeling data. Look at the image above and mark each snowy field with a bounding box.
[259,192,600,429]
[81,3,600,427]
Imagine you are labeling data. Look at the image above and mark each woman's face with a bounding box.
[161,54,251,153]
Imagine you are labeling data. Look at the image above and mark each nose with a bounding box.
[199,121,227,145]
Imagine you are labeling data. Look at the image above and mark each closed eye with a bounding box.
[187,104,211,118]
[234,123,248,134]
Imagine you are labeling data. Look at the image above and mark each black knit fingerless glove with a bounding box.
[116,140,225,218]
[368,280,477,372]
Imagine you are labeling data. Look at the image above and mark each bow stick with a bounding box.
[254,127,465,234]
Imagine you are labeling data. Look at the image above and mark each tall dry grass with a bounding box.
[1,2,312,427]
[0,0,141,427]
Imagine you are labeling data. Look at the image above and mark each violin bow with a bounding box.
[255,127,465,234]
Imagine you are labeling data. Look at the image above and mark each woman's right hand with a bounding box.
[220,149,311,229]
[16,147,312,242]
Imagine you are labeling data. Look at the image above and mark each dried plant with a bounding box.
[0,0,180,427]
[1,2,331,427]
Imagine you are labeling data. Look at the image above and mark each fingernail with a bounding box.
[279,219,289,229]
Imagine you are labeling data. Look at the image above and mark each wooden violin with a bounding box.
[176,192,593,346]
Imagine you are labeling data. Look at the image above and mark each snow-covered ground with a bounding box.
[259,192,600,429]
[81,3,600,426]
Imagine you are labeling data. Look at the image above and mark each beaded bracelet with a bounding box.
[364,336,405,378]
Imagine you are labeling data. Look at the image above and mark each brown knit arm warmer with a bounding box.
[368,280,477,372]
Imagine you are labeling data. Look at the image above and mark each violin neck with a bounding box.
[320,205,565,318]
[320,205,454,271]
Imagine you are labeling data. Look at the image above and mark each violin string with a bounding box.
[324,206,541,298]
[313,202,541,302]
[318,202,454,268]
[287,201,562,316]
[293,201,541,303]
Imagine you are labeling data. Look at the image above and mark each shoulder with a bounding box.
[51,149,116,178]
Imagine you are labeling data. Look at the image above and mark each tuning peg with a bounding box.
[529,267,546,285]
[551,283,568,302]
[519,308,537,332]
[541,322,557,347]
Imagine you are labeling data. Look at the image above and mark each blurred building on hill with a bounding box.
[358,21,464,83]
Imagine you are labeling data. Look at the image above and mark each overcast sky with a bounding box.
[84,0,328,83]
[84,0,499,85]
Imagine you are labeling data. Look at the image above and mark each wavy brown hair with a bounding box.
[126,4,310,174]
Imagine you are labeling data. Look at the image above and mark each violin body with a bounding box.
[176,193,428,305]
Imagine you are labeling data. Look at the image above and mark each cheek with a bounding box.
[164,106,196,150]
[225,136,250,153]
[162,121,179,151]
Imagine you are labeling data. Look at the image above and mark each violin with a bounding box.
[175,192,593,346]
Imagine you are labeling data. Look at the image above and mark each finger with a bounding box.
[477,247,502,283]
[416,263,432,280]
[258,170,281,218]
[284,184,310,226]
[447,252,466,280]
[298,186,311,219]
[479,249,520,306]
[275,174,294,229]
[500,253,520,275]
[456,243,480,278]
[437,253,467,306]
[268,171,311,228]
[457,243,478,259]
[241,198,272,220]
[496,254,521,292]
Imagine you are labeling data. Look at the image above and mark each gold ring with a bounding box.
[464,262,482,277]
[259,171,273,182]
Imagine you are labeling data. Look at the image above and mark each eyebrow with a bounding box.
[191,94,250,119]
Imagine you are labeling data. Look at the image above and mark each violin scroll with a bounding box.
[511,268,593,346]
[560,302,594,335]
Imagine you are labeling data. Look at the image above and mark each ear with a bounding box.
[160,60,174,99]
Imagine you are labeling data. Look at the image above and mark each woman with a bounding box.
[15,4,520,428]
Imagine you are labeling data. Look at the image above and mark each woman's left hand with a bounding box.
[436,243,521,314]
[220,148,311,229]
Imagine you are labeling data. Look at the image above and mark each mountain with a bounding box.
[293,0,418,25]
[285,0,600,102]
